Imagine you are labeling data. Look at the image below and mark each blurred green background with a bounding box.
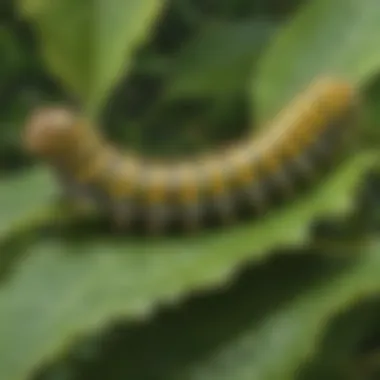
[2,0,380,380]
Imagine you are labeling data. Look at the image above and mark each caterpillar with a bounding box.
[23,77,358,234]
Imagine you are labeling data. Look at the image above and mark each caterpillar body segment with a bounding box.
[24,78,358,234]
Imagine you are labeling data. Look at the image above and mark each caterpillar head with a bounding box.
[24,106,90,159]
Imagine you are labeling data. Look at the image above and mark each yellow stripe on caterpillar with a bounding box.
[175,164,199,203]
[105,155,140,198]
[144,166,169,204]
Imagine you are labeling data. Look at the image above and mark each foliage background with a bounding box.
[2,0,380,379]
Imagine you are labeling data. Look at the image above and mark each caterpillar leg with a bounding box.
[111,201,135,231]
[56,173,97,213]
[145,203,172,235]
[270,166,294,197]
[178,201,204,232]
[242,182,266,213]
[210,193,236,225]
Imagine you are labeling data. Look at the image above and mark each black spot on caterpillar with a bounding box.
[23,77,359,235]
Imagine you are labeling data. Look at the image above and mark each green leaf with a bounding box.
[0,152,375,380]
[254,0,380,121]
[27,246,380,380]
[18,0,166,114]
[0,168,57,241]
[361,75,380,146]
[165,19,275,100]
[0,26,26,79]
[296,300,380,380]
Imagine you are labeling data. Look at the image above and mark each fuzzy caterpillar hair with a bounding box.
[23,78,358,234]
